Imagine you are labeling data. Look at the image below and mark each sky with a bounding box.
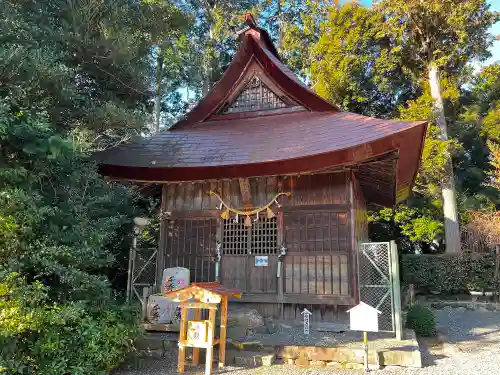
[488,0,500,65]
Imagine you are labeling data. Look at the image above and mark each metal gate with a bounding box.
[127,246,157,304]
[357,242,395,332]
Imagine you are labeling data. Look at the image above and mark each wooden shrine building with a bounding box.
[96,14,427,322]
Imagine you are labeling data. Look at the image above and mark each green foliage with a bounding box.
[173,0,262,102]
[309,2,417,117]
[467,63,500,143]
[369,206,443,244]
[0,105,142,373]
[398,89,461,199]
[406,305,436,337]
[378,0,496,73]
[0,1,162,372]
[401,254,497,293]
[0,274,140,375]
[0,103,136,300]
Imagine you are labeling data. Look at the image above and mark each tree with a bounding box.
[138,1,189,132]
[269,0,335,79]
[0,0,180,371]
[378,0,497,253]
[308,2,418,118]
[174,0,262,98]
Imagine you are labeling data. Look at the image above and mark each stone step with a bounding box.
[136,332,178,351]
[229,342,421,368]
[230,351,276,367]
[137,330,421,368]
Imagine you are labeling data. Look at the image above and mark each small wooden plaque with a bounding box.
[187,320,209,345]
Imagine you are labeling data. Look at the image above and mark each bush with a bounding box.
[0,274,141,375]
[401,253,497,294]
[406,304,436,336]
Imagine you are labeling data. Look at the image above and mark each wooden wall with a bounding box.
[231,302,349,323]
[158,171,359,321]
[161,172,349,212]
[282,209,352,300]
[162,215,217,284]
[352,172,368,245]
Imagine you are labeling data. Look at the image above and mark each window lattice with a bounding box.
[223,76,288,114]
[284,211,349,253]
[222,217,278,255]
[221,220,248,255]
[251,218,278,255]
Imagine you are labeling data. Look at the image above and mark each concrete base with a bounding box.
[137,329,422,369]
[228,329,422,368]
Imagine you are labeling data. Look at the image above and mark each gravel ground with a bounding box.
[115,306,500,375]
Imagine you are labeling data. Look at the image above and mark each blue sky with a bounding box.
[488,0,500,65]
[355,0,500,67]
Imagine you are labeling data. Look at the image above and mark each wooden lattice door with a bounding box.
[220,217,278,294]
[163,216,217,284]
[282,209,352,299]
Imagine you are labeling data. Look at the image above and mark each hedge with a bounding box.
[401,253,497,294]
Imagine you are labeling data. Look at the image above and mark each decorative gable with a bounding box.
[221,76,289,114]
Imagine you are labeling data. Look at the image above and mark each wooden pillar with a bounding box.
[177,307,188,372]
[277,210,285,320]
[348,173,360,304]
[141,287,149,322]
[156,185,168,292]
[390,240,403,340]
[205,308,216,375]
[192,308,201,365]
[219,296,228,368]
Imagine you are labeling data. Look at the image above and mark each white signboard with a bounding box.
[347,302,381,333]
[301,308,312,335]
[255,256,268,267]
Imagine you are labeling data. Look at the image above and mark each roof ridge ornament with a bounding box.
[244,12,257,28]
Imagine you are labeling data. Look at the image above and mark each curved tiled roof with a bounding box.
[98,111,424,169]
[96,21,427,206]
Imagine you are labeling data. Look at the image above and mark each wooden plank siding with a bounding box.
[161,172,349,212]
[157,171,357,321]
[161,215,217,285]
[349,171,368,304]
[352,172,368,244]
[282,209,352,299]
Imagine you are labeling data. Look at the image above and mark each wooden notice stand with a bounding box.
[165,282,241,375]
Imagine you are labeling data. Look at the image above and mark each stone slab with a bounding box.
[379,346,422,368]
[278,345,379,364]
[234,352,275,367]
[309,360,326,367]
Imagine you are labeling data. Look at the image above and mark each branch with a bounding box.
[86,62,150,96]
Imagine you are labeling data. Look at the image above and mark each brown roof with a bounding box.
[98,110,422,168]
[164,282,242,302]
[171,27,337,129]
[95,18,427,206]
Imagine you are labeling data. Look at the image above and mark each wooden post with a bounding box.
[192,308,201,365]
[390,240,403,340]
[495,245,499,303]
[205,309,216,375]
[177,307,188,373]
[277,211,285,320]
[141,287,149,322]
[156,185,169,293]
[363,331,368,371]
[126,236,136,304]
[219,296,228,368]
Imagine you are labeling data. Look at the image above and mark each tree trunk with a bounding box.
[428,62,461,254]
[277,0,283,49]
[202,6,216,96]
[495,245,499,302]
[154,51,163,133]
